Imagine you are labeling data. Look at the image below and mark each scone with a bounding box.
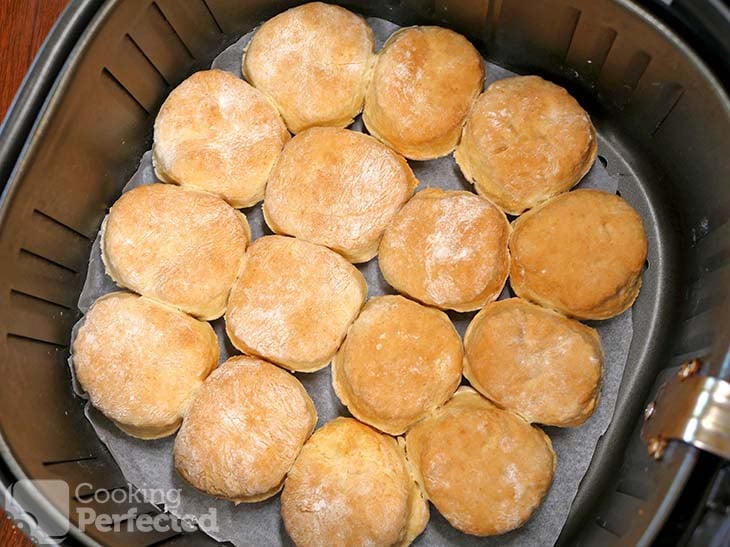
[264,127,418,263]
[174,356,316,503]
[281,417,428,547]
[509,189,648,319]
[225,236,367,372]
[464,298,603,427]
[153,69,289,208]
[332,295,463,435]
[378,189,510,311]
[72,292,218,439]
[101,183,250,320]
[243,2,375,133]
[406,387,556,536]
[455,75,597,215]
[363,26,484,160]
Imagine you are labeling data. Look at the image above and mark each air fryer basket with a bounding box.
[0,0,728,545]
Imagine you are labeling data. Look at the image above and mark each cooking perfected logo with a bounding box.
[8,479,218,544]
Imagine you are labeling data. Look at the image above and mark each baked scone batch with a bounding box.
[510,189,648,320]
[101,183,250,320]
[379,189,511,311]
[72,3,651,544]
[455,75,598,215]
[225,235,367,372]
[153,69,289,208]
[72,292,218,439]
[464,298,603,427]
[363,26,484,160]
[282,417,429,546]
[264,127,418,262]
[174,356,316,502]
[332,295,463,435]
[406,388,556,536]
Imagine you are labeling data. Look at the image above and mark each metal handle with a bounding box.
[642,359,730,460]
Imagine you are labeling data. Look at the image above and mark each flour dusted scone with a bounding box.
[281,418,428,546]
[379,189,510,311]
[101,183,250,320]
[264,127,418,263]
[332,295,463,435]
[363,26,484,160]
[509,189,648,320]
[225,236,367,372]
[153,69,289,208]
[464,298,603,427]
[72,292,218,439]
[243,2,375,133]
[455,76,597,215]
[174,356,316,503]
[406,387,555,536]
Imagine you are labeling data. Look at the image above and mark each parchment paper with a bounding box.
[69,17,633,547]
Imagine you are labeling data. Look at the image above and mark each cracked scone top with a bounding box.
[101,183,250,320]
[406,388,556,537]
[264,127,418,263]
[153,69,289,208]
[174,356,317,503]
[332,295,463,435]
[281,417,428,547]
[225,236,367,372]
[72,292,218,440]
[243,2,375,133]
[378,189,510,311]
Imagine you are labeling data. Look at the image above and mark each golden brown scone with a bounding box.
[363,26,484,160]
[455,75,597,215]
[406,387,556,536]
[243,2,375,133]
[281,418,428,547]
[72,292,218,440]
[332,295,463,435]
[379,189,510,312]
[225,236,367,372]
[264,127,418,263]
[509,189,648,320]
[153,69,289,208]
[101,183,250,320]
[464,298,603,427]
[174,356,316,503]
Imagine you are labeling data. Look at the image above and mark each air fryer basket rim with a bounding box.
[0,1,728,546]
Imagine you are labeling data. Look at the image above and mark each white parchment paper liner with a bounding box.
[68,17,632,547]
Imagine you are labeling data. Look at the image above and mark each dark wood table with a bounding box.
[1,2,70,544]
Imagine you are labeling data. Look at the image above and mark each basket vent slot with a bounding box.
[151,1,194,59]
[6,332,67,349]
[10,288,71,312]
[613,50,651,108]
[43,456,98,467]
[33,209,91,241]
[19,248,79,275]
[101,68,150,116]
[650,83,684,137]
[126,33,171,87]
[201,0,224,34]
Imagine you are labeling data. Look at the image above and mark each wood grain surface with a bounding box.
[0,0,69,118]
[1,2,70,543]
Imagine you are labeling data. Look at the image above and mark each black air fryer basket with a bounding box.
[1,1,729,545]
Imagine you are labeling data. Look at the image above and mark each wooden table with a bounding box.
[1,3,70,543]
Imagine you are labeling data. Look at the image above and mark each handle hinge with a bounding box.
[642,359,730,460]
